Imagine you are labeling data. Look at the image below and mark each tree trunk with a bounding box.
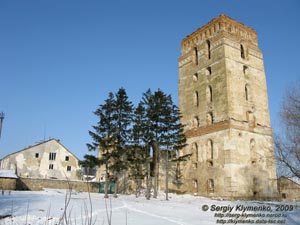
[135,178,141,198]
[104,163,109,198]
[165,150,169,200]
[151,141,160,198]
[146,158,151,200]
[113,175,118,198]
[135,178,139,198]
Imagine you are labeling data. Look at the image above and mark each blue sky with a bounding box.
[0,0,299,159]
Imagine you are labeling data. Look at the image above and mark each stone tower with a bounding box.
[178,15,278,200]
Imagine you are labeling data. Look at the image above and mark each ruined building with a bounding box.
[0,139,81,181]
[178,15,278,200]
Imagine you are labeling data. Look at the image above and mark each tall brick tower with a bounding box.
[178,15,278,199]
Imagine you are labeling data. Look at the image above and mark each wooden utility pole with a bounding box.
[0,112,4,139]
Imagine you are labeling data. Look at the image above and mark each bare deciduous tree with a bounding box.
[275,81,300,179]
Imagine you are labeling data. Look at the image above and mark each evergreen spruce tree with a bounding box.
[83,87,185,199]
[84,88,133,198]
[80,154,99,179]
[110,88,133,197]
[129,103,150,198]
[85,92,116,198]
[138,89,187,199]
[162,100,187,200]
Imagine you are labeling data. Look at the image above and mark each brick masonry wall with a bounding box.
[17,178,100,193]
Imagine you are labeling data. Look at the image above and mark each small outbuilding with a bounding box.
[0,170,18,190]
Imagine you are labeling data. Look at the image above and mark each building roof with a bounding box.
[0,138,80,162]
[0,170,18,178]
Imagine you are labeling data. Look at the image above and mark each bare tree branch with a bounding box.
[275,81,300,179]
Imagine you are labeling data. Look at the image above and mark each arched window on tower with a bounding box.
[207,40,211,59]
[193,73,198,82]
[193,116,200,128]
[207,139,213,166]
[245,84,250,101]
[193,47,198,65]
[241,44,245,59]
[243,65,248,75]
[206,67,212,76]
[192,143,198,169]
[194,91,199,107]
[207,179,214,192]
[193,179,198,194]
[206,112,213,125]
[206,85,213,103]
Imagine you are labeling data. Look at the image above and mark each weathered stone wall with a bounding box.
[0,178,16,190]
[17,178,100,193]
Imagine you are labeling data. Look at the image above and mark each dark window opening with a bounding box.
[207,85,212,103]
[193,162,197,169]
[193,143,198,162]
[207,40,211,59]
[207,67,212,75]
[241,44,245,59]
[35,153,39,158]
[245,85,249,101]
[194,91,199,107]
[193,73,198,82]
[49,152,56,161]
[193,47,198,65]
[49,164,54,170]
[193,116,200,128]
[206,112,214,125]
[208,179,214,192]
[243,65,248,75]
[67,166,71,171]
[282,193,287,199]
[65,156,69,161]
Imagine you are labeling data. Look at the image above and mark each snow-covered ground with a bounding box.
[0,189,299,225]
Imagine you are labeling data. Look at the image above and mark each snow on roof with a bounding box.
[0,170,18,179]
